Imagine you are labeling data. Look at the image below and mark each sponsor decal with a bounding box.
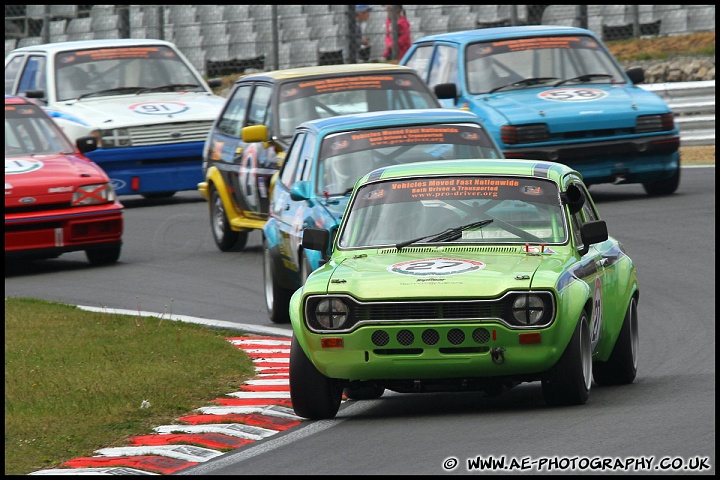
[591,276,603,350]
[525,245,556,254]
[110,178,127,191]
[5,158,44,174]
[239,143,259,211]
[129,101,190,115]
[388,257,485,276]
[538,88,608,102]
[48,186,74,193]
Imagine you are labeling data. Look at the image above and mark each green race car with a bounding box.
[289,158,639,419]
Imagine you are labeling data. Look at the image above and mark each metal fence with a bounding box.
[5,5,716,77]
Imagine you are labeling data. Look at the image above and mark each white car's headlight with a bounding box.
[96,128,131,148]
[72,183,116,206]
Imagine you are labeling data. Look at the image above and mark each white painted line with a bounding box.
[29,467,159,475]
[94,445,223,462]
[153,424,277,441]
[196,405,301,420]
[227,391,290,398]
[241,348,291,354]
[253,357,290,363]
[244,379,289,385]
[254,366,289,372]
[75,306,293,337]
[230,339,292,346]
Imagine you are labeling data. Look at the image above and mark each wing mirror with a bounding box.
[241,125,268,143]
[561,184,585,215]
[434,83,458,101]
[579,220,609,256]
[290,180,314,206]
[302,227,330,252]
[626,67,645,85]
[76,135,98,154]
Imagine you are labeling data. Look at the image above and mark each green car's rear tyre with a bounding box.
[593,296,639,386]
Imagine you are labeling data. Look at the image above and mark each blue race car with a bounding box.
[400,25,681,196]
[262,108,503,323]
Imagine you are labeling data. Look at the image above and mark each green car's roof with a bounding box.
[236,63,417,83]
[360,158,580,185]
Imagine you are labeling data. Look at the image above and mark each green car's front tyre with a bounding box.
[542,312,592,406]
[593,296,639,386]
[290,336,343,420]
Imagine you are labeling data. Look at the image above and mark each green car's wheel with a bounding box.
[643,166,680,196]
[209,185,247,251]
[593,296,639,386]
[263,242,292,324]
[85,245,121,266]
[344,384,385,400]
[542,312,592,406]
[290,336,343,420]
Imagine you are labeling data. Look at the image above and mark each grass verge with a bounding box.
[4,297,255,475]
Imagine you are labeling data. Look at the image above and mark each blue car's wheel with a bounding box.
[643,166,680,196]
[290,336,343,420]
[263,242,292,324]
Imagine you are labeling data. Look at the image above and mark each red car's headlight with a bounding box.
[72,183,116,206]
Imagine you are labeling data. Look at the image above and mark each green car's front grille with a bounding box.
[357,302,505,321]
[304,292,555,333]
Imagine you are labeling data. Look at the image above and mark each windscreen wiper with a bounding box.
[553,74,614,87]
[136,83,202,94]
[395,219,493,250]
[488,77,559,94]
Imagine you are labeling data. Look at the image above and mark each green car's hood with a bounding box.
[320,248,567,298]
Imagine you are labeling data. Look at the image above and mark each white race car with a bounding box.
[5,39,225,198]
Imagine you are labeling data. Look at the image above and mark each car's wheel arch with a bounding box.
[593,289,639,363]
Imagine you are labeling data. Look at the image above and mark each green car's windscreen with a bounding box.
[338,175,567,248]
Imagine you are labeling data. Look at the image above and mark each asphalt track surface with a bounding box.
[8,165,715,475]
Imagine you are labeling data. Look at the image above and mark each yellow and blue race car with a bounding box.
[199,63,441,251]
[290,158,639,419]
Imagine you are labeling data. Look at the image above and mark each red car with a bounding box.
[5,95,124,265]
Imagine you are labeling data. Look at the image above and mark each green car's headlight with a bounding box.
[511,293,547,326]
[314,298,350,329]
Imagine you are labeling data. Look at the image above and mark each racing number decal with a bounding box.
[387,258,485,276]
[5,158,44,174]
[238,144,259,212]
[538,88,608,102]
[590,276,603,349]
[128,102,190,115]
